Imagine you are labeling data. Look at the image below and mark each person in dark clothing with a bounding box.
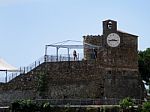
[93,48,97,59]
[73,50,77,61]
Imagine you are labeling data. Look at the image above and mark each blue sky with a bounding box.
[0,0,150,69]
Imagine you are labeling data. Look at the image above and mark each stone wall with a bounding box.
[0,60,144,106]
[104,69,143,99]
[45,61,104,99]
[83,31,138,69]
[83,35,103,60]
[0,90,36,106]
[0,61,105,105]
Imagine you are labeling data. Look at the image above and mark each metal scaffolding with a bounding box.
[45,40,83,61]
[44,39,104,62]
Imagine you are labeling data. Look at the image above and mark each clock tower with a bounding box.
[103,20,120,48]
[83,19,144,99]
[101,19,138,69]
[103,19,117,35]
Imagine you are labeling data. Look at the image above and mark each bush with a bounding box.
[142,101,150,112]
[43,102,51,112]
[101,106,120,112]
[119,97,134,109]
[12,100,21,111]
[11,99,38,112]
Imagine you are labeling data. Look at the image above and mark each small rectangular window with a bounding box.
[108,70,112,75]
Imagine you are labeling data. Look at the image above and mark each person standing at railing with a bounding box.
[73,50,77,61]
[93,48,97,59]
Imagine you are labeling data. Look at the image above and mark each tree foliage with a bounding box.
[142,101,150,112]
[119,97,134,110]
[138,48,150,83]
[11,99,37,112]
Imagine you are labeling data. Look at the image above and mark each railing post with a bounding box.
[68,54,70,61]
[45,45,48,61]
[60,55,61,61]
[20,67,21,73]
[35,61,36,68]
[80,99,81,105]
[27,67,28,72]
[44,55,47,62]
[78,53,79,61]
[12,73,13,80]
[67,48,70,61]
[51,56,52,62]
[56,47,59,62]
[93,99,94,105]
[24,67,25,74]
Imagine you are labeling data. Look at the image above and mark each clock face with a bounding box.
[107,33,120,47]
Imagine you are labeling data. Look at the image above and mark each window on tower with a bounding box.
[108,21,112,29]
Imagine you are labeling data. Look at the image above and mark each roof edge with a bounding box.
[117,30,138,37]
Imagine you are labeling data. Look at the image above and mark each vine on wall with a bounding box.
[37,71,48,98]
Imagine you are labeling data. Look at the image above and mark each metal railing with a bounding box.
[45,55,74,62]
[20,54,81,74]
[7,54,83,82]
[20,56,45,74]
[0,98,146,107]
[35,98,143,105]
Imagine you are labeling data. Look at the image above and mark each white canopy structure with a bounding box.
[0,58,18,82]
[45,40,83,61]
[0,58,18,71]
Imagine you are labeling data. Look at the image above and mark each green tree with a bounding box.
[138,48,150,83]
[11,99,37,112]
[142,101,150,112]
[119,97,134,111]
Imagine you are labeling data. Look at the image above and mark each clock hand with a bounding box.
[108,39,118,41]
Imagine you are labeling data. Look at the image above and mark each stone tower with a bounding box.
[83,19,144,99]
